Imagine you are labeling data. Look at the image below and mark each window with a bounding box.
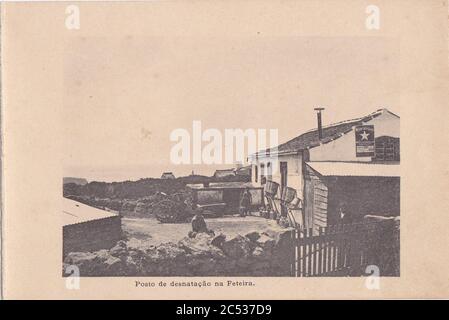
[260,163,266,185]
[254,165,258,183]
[280,161,288,187]
[267,162,272,181]
[373,136,400,161]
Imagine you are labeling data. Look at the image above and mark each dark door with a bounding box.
[280,162,288,216]
[223,189,243,214]
[280,162,288,188]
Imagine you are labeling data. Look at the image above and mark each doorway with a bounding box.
[280,162,288,216]
[280,162,288,188]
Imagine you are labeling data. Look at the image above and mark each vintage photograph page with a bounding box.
[1,1,449,299]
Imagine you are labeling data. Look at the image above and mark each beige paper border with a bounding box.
[2,0,449,299]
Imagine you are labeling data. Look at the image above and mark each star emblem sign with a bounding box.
[360,130,370,140]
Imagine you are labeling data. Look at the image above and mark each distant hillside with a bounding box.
[63,173,249,200]
[63,172,250,217]
[63,177,88,185]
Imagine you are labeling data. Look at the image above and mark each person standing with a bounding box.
[240,188,252,217]
[338,202,353,225]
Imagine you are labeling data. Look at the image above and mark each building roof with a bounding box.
[161,172,175,179]
[63,177,88,185]
[214,169,236,177]
[63,198,119,227]
[306,161,400,177]
[187,182,256,189]
[254,108,399,156]
[235,165,252,175]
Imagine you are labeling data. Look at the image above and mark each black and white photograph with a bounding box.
[1,0,448,300]
[62,35,400,277]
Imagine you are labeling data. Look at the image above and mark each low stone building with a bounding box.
[63,198,122,256]
[235,165,252,177]
[160,172,176,179]
[187,182,264,215]
[213,169,236,179]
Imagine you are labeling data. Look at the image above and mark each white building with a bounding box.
[249,108,400,231]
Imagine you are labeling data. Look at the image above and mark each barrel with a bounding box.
[264,180,279,196]
[281,187,297,203]
[289,197,301,209]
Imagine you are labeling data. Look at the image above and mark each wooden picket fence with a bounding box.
[288,220,399,277]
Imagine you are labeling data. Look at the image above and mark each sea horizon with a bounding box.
[63,163,244,183]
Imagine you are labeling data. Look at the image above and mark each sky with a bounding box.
[63,36,399,182]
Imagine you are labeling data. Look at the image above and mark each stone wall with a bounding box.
[63,228,295,277]
[63,216,123,257]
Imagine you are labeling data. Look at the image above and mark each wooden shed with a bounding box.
[303,162,400,234]
[63,198,122,256]
[187,182,264,215]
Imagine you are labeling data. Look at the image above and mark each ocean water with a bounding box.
[63,164,237,183]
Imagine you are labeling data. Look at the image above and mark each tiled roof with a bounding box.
[187,182,255,189]
[256,108,397,155]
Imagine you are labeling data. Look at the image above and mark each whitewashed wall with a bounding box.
[309,111,400,162]
[251,153,304,198]
[251,110,400,200]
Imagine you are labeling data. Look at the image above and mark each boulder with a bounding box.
[262,228,295,246]
[140,242,188,275]
[256,234,276,254]
[64,251,97,266]
[188,231,197,238]
[178,233,223,259]
[62,263,72,276]
[278,216,290,228]
[104,256,126,275]
[128,248,145,262]
[95,249,112,262]
[221,235,251,259]
[110,240,128,259]
[245,231,260,242]
[156,242,186,259]
[211,234,226,248]
[125,256,139,275]
[64,250,114,276]
[251,246,265,257]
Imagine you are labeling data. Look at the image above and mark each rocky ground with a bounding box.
[63,223,295,277]
[122,216,281,247]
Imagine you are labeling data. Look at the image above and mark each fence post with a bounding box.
[318,227,323,276]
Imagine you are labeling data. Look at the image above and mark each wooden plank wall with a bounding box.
[304,165,328,235]
[292,220,399,277]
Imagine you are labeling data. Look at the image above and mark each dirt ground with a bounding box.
[122,215,279,248]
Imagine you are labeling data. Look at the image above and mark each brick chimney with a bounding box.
[314,107,325,140]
